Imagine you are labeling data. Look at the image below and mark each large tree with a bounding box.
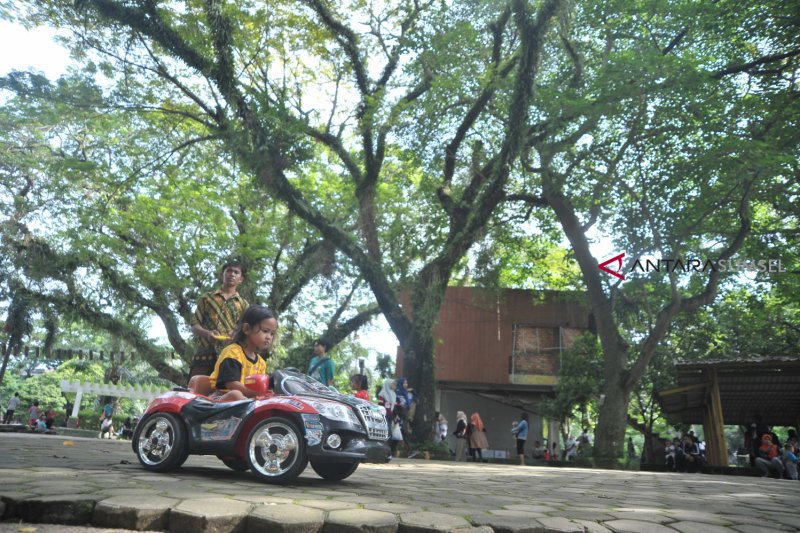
[0,74,378,384]
[8,0,564,438]
[7,0,796,454]
[508,0,799,461]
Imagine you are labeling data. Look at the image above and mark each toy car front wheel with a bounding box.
[310,461,359,481]
[133,413,188,472]
[245,416,307,484]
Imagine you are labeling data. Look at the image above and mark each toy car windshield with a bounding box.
[275,369,336,395]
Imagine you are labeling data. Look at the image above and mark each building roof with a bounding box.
[657,357,800,427]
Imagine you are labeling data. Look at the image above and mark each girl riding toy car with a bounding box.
[131,368,390,484]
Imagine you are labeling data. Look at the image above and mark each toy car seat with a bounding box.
[188,375,213,396]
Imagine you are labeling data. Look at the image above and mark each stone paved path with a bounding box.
[0,433,796,532]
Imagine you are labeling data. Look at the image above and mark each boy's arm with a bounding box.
[191,296,219,341]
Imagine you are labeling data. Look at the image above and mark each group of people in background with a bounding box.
[743,417,798,480]
[378,376,419,457]
[453,411,490,462]
[664,432,707,472]
[1,396,61,434]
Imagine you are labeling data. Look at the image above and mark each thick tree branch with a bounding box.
[712,48,800,79]
[625,177,754,390]
[304,0,370,96]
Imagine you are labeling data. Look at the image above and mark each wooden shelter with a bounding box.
[657,357,800,466]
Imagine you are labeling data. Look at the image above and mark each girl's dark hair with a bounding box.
[231,305,276,344]
[350,374,368,390]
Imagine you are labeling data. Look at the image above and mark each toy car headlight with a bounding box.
[244,374,269,396]
[306,400,360,424]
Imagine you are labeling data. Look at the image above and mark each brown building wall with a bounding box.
[398,287,590,384]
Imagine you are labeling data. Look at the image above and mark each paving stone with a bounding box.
[604,520,678,533]
[93,488,156,498]
[536,517,586,532]
[572,520,613,533]
[364,503,425,514]
[169,497,252,533]
[399,511,472,532]
[246,503,325,533]
[93,495,179,530]
[24,484,98,496]
[661,510,731,526]
[305,490,359,498]
[502,504,558,513]
[669,522,735,533]
[334,495,392,504]
[431,507,479,518]
[761,513,799,529]
[324,509,399,533]
[294,499,360,511]
[231,494,295,505]
[609,512,672,524]
[561,511,616,522]
[1,434,798,533]
[469,513,543,532]
[131,475,182,483]
[16,494,98,525]
[489,509,547,519]
[718,515,793,531]
[160,490,232,499]
[732,526,792,533]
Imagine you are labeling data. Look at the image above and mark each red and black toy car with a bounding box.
[131,368,390,484]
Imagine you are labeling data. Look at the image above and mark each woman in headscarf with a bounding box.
[435,412,448,442]
[394,377,412,414]
[453,411,468,462]
[378,379,397,419]
[468,412,489,462]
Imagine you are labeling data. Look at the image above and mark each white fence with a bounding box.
[60,380,170,417]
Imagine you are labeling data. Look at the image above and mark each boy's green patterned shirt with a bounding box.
[192,289,248,352]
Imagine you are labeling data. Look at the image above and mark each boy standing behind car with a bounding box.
[190,259,249,377]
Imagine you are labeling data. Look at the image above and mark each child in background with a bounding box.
[208,305,276,402]
[783,443,798,480]
[665,438,678,471]
[350,374,370,401]
[100,416,114,438]
[27,401,40,427]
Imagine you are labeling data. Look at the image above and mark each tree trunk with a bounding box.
[401,330,437,443]
[0,340,10,387]
[594,348,630,466]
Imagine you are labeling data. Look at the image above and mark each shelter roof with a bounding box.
[657,357,800,427]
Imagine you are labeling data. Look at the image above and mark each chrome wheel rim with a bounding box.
[248,421,300,477]
[138,416,175,466]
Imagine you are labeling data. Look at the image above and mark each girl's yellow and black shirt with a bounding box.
[209,343,267,391]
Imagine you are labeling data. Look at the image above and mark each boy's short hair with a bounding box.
[221,259,246,277]
[314,338,332,352]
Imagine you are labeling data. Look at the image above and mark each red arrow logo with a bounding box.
[598,252,626,280]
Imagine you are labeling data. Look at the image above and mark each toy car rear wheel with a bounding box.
[133,413,188,472]
[310,461,359,481]
[245,416,307,484]
[220,456,250,472]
